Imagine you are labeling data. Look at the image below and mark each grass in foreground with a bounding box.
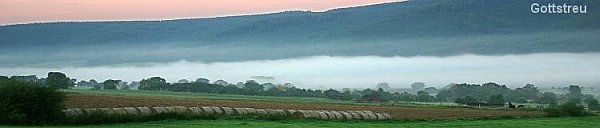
[3,116,597,128]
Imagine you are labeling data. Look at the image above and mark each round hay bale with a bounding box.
[340,111,353,120]
[274,109,287,117]
[244,108,257,114]
[308,110,321,119]
[83,108,100,115]
[255,109,267,115]
[70,108,84,116]
[164,107,177,113]
[62,109,77,117]
[374,113,385,120]
[349,112,362,120]
[355,111,370,120]
[382,113,392,120]
[152,107,168,114]
[292,110,311,118]
[211,107,224,115]
[112,108,127,115]
[330,111,344,119]
[234,108,247,115]
[189,107,204,115]
[99,108,115,115]
[221,107,235,115]
[136,107,154,116]
[365,113,377,120]
[286,110,297,116]
[322,111,335,119]
[265,109,277,115]
[174,106,190,114]
[317,111,329,119]
[123,107,140,115]
[201,106,215,115]
[363,110,374,114]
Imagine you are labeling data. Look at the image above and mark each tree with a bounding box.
[537,92,557,105]
[583,95,600,111]
[0,79,65,124]
[376,82,390,90]
[139,77,168,91]
[514,84,540,101]
[324,89,351,100]
[488,94,505,106]
[411,82,425,91]
[46,72,74,89]
[242,80,262,95]
[102,79,120,90]
[416,91,434,102]
[567,85,583,103]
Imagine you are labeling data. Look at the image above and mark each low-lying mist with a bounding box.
[1,53,599,89]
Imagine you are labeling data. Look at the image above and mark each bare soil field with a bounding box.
[65,93,545,120]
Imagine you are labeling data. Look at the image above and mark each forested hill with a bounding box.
[1,0,599,67]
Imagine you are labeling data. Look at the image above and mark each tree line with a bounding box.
[2,72,599,111]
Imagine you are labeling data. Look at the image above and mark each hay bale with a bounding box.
[201,106,215,115]
[363,110,374,114]
[112,108,127,115]
[317,111,329,119]
[244,108,257,114]
[124,107,140,115]
[265,109,277,115]
[189,107,204,115]
[355,111,370,120]
[152,107,168,114]
[322,111,335,119]
[211,107,224,115]
[221,107,235,115]
[365,113,377,120]
[340,111,353,120]
[174,106,190,114]
[330,111,344,119]
[99,108,115,115]
[164,107,177,113]
[62,109,77,117]
[234,108,247,115]
[292,110,312,118]
[137,107,154,116]
[382,113,392,120]
[83,108,100,115]
[349,112,362,120]
[286,110,297,116]
[255,109,267,115]
[308,110,321,119]
[71,108,84,116]
[375,113,385,120]
[274,109,287,117]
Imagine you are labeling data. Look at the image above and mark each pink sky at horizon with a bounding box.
[0,0,400,25]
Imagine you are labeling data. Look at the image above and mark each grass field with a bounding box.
[61,89,544,120]
[3,116,598,128]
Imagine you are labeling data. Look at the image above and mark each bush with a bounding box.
[545,101,587,117]
[0,80,66,124]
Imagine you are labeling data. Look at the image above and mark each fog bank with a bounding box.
[1,53,599,89]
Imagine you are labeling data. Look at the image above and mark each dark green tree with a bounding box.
[416,91,434,102]
[583,95,600,111]
[488,94,505,105]
[46,72,74,89]
[536,92,558,105]
[139,77,168,91]
[0,79,65,124]
[567,85,583,103]
[102,79,120,90]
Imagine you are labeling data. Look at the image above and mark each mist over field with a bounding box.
[2,53,599,89]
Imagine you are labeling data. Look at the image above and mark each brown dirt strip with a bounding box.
[65,93,546,120]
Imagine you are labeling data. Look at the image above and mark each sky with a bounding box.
[0,0,399,25]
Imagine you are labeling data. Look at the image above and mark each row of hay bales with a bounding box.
[63,106,392,120]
